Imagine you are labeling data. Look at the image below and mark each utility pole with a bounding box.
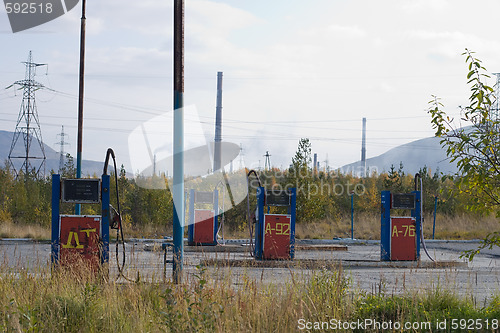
[213,71,223,172]
[7,51,47,179]
[75,0,86,214]
[172,0,185,284]
[56,126,70,173]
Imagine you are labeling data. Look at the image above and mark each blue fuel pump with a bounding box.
[51,174,110,272]
[254,187,297,260]
[51,148,129,278]
[380,190,421,261]
[187,189,219,246]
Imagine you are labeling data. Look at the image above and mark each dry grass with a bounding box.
[0,263,499,332]
[295,213,380,240]
[123,223,172,240]
[0,264,349,332]
[431,213,500,239]
[0,221,50,240]
[1,212,498,241]
[294,212,500,240]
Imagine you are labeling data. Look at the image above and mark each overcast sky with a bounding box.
[1,0,500,175]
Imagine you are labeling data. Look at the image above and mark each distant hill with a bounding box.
[0,130,103,176]
[341,136,458,176]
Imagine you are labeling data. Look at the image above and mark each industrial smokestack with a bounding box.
[214,71,223,171]
[313,153,318,176]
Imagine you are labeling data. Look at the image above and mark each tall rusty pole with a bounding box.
[75,0,86,214]
[172,0,184,283]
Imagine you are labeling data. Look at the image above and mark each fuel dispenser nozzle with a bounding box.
[109,204,121,230]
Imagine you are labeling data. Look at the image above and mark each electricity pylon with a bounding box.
[7,51,47,178]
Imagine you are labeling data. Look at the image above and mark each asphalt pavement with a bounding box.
[1,238,499,305]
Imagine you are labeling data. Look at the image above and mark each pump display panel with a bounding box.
[265,190,291,206]
[391,193,415,210]
[195,191,214,204]
[62,179,101,203]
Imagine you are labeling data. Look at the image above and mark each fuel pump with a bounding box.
[51,148,130,279]
[380,189,421,261]
[51,169,110,274]
[187,189,219,246]
[254,186,297,260]
[245,170,297,260]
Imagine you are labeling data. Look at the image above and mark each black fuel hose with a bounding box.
[415,173,435,262]
[103,148,136,282]
[246,170,262,257]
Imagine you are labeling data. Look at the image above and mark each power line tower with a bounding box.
[7,51,47,178]
[55,125,70,173]
[264,151,271,170]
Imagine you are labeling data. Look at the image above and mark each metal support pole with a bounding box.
[432,196,437,240]
[101,174,110,265]
[75,0,86,215]
[187,189,195,244]
[213,190,219,244]
[350,193,354,240]
[411,190,422,260]
[172,0,184,284]
[361,118,366,177]
[289,187,297,259]
[51,174,61,266]
[255,187,265,259]
[380,190,391,261]
[221,187,225,244]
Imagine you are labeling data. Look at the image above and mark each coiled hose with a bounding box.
[103,148,136,282]
[415,173,435,262]
[246,170,262,257]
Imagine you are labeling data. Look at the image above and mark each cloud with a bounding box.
[400,0,450,12]
[404,29,496,60]
[4,0,500,168]
[189,0,260,35]
[326,25,367,38]
[89,0,173,36]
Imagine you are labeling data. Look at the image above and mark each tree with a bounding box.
[60,153,76,178]
[428,49,500,259]
[383,163,406,192]
[291,138,312,174]
[289,138,324,222]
